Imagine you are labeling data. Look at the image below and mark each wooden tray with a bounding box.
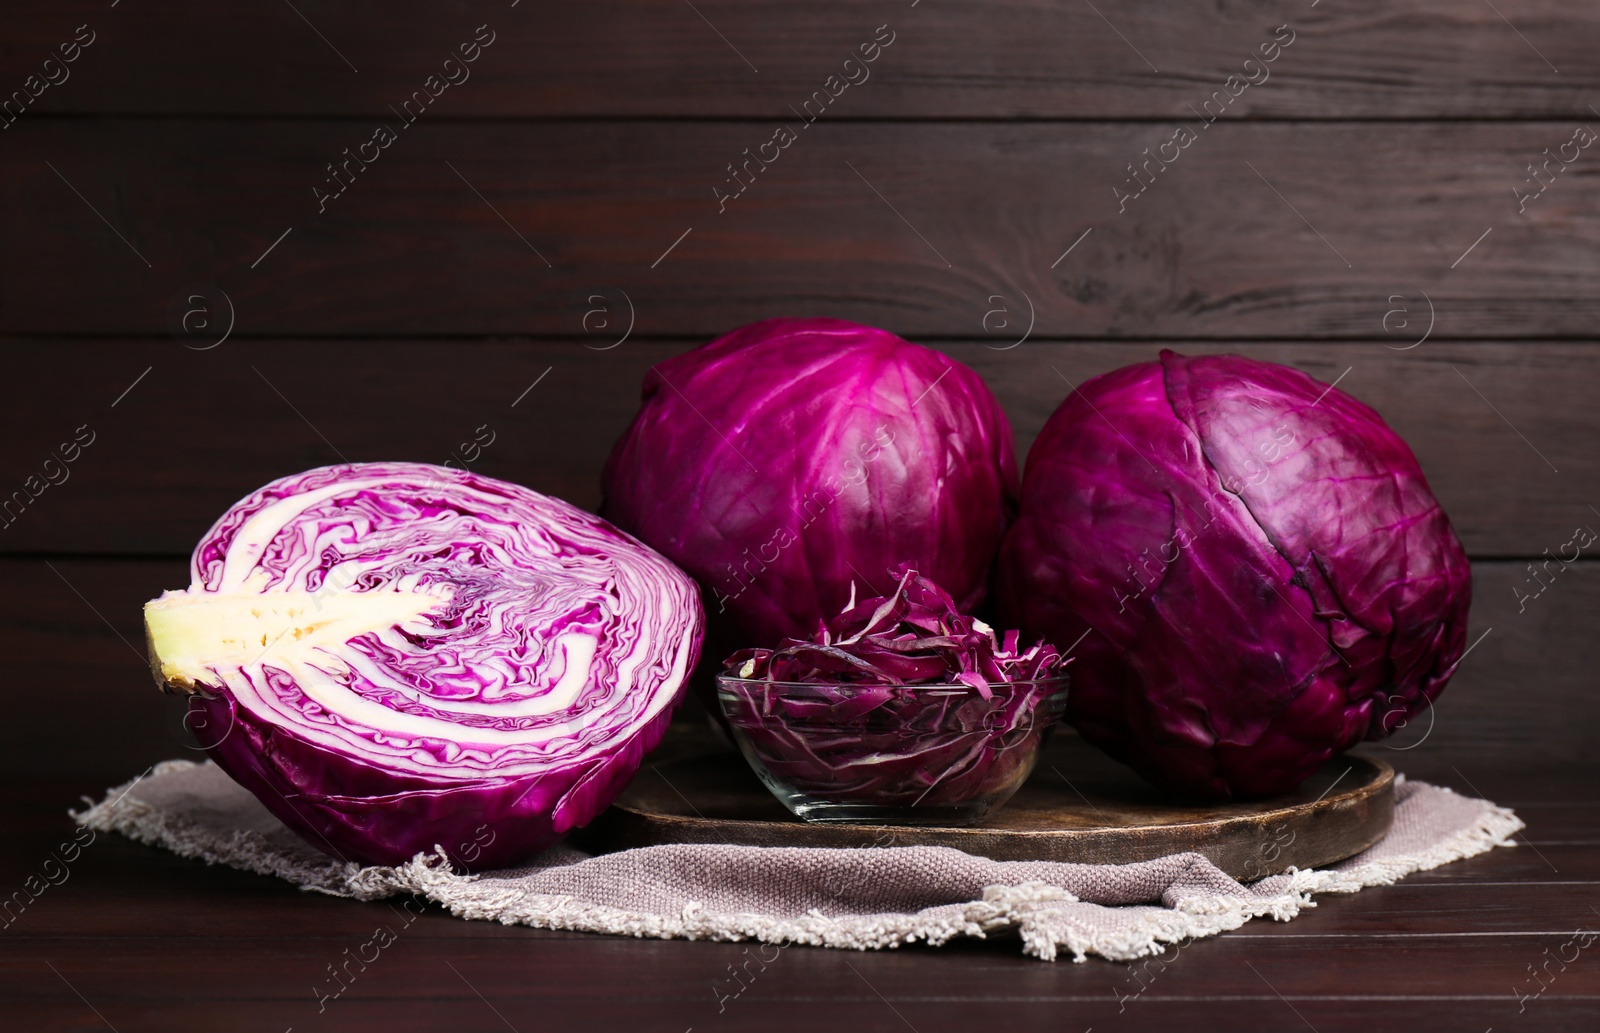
[580,736,1394,880]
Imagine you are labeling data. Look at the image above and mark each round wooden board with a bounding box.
[579,736,1394,880]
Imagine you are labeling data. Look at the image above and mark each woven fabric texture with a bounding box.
[73,759,1522,961]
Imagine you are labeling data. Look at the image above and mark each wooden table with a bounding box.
[3,2,1598,1029]
[4,754,1597,1032]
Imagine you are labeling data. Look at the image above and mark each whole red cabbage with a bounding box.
[996,351,1471,799]
[143,462,702,867]
[602,317,1018,663]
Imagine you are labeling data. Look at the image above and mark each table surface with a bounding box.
[4,751,1597,1033]
[5,1,1600,1030]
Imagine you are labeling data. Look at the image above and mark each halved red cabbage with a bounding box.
[143,462,702,867]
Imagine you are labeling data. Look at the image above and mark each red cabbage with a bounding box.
[996,351,1471,799]
[143,462,702,866]
[601,317,1018,670]
[725,567,1063,692]
[720,569,1065,811]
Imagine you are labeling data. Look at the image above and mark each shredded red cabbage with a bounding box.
[718,569,1067,811]
[725,567,1063,694]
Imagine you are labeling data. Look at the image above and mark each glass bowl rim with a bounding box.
[714,673,1069,695]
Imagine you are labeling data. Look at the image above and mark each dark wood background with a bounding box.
[2,2,1596,1030]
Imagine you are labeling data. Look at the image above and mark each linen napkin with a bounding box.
[72,759,1522,962]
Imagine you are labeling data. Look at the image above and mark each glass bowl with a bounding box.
[715,674,1069,826]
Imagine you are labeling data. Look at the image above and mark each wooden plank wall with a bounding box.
[2,1,1596,779]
